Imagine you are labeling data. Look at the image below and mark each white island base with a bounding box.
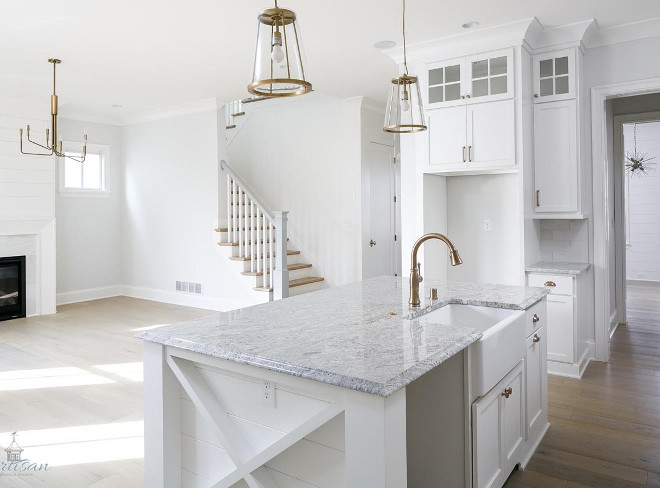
[144,343,473,488]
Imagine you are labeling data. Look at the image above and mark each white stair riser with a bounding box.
[289,280,327,297]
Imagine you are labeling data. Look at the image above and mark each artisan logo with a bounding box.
[1,432,50,475]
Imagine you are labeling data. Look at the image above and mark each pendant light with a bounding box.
[384,0,427,133]
[625,123,656,176]
[248,0,312,97]
[19,59,87,162]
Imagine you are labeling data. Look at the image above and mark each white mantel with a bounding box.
[0,220,56,316]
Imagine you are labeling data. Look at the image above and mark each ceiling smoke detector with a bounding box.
[373,40,397,49]
[462,21,480,29]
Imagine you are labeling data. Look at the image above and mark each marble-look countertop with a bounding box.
[526,261,591,275]
[138,277,549,397]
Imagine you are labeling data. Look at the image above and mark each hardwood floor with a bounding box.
[0,297,211,487]
[505,282,660,488]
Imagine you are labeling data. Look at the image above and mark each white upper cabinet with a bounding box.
[533,99,578,213]
[425,48,514,109]
[533,49,576,103]
[428,105,468,170]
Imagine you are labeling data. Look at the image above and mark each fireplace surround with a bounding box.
[0,255,26,322]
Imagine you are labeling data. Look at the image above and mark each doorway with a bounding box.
[362,142,400,279]
[613,112,660,331]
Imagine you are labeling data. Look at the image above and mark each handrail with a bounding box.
[220,160,275,224]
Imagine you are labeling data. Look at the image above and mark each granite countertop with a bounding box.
[138,276,549,397]
[526,261,591,275]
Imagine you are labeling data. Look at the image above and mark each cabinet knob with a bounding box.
[461,95,465,99]
[544,281,556,287]
[533,313,540,323]
[534,94,539,98]
[466,94,471,99]
[501,387,513,398]
[533,334,541,343]
[369,239,376,247]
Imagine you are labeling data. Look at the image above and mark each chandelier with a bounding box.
[248,0,312,97]
[625,123,655,176]
[383,0,427,133]
[19,59,87,163]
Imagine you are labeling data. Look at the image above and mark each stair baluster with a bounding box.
[226,177,232,244]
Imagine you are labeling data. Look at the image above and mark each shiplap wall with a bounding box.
[539,219,589,263]
[624,121,660,282]
[0,114,55,220]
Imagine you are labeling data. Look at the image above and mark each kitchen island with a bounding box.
[139,276,549,488]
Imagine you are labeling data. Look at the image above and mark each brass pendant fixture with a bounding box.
[248,0,312,97]
[384,0,427,133]
[19,59,87,162]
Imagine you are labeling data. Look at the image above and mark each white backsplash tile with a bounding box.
[539,220,590,264]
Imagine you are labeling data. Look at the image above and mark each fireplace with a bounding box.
[0,256,26,322]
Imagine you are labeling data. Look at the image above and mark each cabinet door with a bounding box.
[428,106,468,170]
[525,324,547,442]
[546,294,575,363]
[500,367,524,471]
[426,58,467,109]
[533,49,576,103]
[472,389,502,488]
[466,49,514,103]
[467,99,515,169]
[534,100,578,213]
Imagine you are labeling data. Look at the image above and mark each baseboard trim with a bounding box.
[548,345,592,379]
[122,285,251,312]
[627,279,660,287]
[57,285,124,306]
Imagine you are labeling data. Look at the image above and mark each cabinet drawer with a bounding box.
[525,299,546,338]
[527,273,574,296]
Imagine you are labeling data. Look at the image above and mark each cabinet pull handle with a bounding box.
[468,145,472,162]
[533,334,541,343]
[533,313,540,323]
[536,190,541,207]
[462,146,466,163]
[501,387,513,398]
[544,281,556,287]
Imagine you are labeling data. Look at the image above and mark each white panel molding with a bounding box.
[56,285,124,305]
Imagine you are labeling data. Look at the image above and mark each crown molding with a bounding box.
[120,98,220,126]
[584,17,660,49]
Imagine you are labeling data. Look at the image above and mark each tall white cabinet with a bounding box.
[532,47,585,218]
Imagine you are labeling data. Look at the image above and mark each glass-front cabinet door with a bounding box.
[465,49,514,102]
[533,49,576,103]
[425,57,465,108]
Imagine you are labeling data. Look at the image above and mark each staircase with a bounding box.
[217,160,324,302]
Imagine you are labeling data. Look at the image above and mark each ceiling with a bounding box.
[2,0,660,124]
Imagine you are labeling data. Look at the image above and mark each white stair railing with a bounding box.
[220,160,289,300]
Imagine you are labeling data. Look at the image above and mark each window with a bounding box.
[59,143,110,196]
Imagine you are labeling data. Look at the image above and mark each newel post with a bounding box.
[273,211,289,300]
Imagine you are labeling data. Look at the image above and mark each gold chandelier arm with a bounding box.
[20,128,54,156]
[56,152,86,163]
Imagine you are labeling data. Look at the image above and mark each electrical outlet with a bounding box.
[259,380,276,407]
[483,220,492,232]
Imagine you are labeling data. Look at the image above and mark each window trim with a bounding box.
[58,142,111,197]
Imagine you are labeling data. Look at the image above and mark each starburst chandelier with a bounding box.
[19,59,87,163]
[625,123,656,176]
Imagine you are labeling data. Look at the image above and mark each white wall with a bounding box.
[121,109,255,309]
[623,121,660,282]
[56,119,122,295]
[226,95,364,286]
[446,174,522,285]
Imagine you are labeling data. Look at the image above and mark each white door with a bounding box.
[467,99,515,169]
[546,294,575,363]
[428,105,468,170]
[362,143,396,279]
[534,100,578,213]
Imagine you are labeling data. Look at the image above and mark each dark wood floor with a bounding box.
[505,283,660,487]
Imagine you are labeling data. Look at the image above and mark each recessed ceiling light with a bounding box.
[111,104,123,108]
[462,21,480,29]
[373,40,397,49]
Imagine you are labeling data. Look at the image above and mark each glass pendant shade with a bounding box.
[248,5,312,97]
[384,74,427,133]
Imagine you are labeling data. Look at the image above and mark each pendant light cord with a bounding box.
[402,0,408,75]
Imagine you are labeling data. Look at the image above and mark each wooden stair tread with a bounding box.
[218,240,275,247]
[242,263,312,276]
[229,250,299,261]
[254,276,324,292]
